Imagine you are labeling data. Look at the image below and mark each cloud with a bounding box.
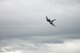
[0,39,80,53]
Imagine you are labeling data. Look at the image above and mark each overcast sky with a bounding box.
[0,0,80,53]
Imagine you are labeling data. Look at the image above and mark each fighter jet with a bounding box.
[46,16,56,27]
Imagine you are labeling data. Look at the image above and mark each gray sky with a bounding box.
[0,0,80,40]
[0,0,80,53]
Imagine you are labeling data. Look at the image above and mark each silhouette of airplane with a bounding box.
[46,16,56,27]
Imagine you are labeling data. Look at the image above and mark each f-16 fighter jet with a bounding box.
[46,16,56,27]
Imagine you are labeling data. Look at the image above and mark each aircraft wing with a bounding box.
[51,23,56,27]
[52,19,56,22]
